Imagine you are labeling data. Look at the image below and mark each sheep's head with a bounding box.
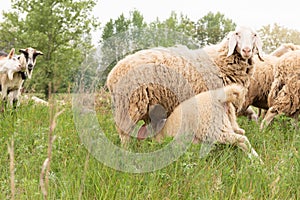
[19,47,43,79]
[227,26,264,61]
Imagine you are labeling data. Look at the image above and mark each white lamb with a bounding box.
[106,26,264,145]
[138,84,261,161]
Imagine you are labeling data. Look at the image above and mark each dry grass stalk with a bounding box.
[8,140,15,200]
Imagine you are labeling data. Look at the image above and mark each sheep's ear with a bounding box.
[227,33,237,57]
[254,35,264,61]
[8,48,15,59]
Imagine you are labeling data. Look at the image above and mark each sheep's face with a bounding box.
[227,26,264,61]
[19,47,43,79]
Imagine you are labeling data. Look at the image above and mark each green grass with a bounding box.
[0,97,299,200]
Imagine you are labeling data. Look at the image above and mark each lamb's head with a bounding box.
[19,47,43,79]
[227,26,264,61]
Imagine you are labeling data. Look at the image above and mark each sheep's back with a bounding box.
[107,46,222,131]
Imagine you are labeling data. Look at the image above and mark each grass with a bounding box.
[0,94,299,200]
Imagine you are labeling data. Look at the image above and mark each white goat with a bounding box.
[0,47,43,108]
[0,48,22,81]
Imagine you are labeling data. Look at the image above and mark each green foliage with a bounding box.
[0,0,99,97]
[196,11,236,46]
[259,23,300,53]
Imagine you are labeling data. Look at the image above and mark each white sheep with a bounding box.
[106,26,264,145]
[0,47,43,108]
[138,84,261,161]
[260,50,300,129]
[0,48,22,81]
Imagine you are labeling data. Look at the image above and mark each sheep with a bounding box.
[240,43,300,121]
[260,50,300,129]
[106,26,264,145]
[0,48,22,81]
[138,84,261,161]
[270,43,300,57]
[0,47,43,108]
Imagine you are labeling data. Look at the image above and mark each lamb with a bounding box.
[138,84,261,161]
[260,50,300,129]
[0,47,43,108]
[0,48,22,81]
[106,26,264,145]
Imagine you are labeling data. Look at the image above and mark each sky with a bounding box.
[1,0,300,41]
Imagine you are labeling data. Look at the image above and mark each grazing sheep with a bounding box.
[260,50,300,129]
[240,55,278,119]
[241,43,300,121]
[0,48,22,81]
[139,84,261,161]
[270,43,300,57]
[106,26,264,145]
[0,47,43,108]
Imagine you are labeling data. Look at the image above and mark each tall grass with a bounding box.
[0,97,299,199]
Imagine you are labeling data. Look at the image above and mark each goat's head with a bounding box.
[227,26,264,61]
[0,48,22,80]
[19,47,43,79]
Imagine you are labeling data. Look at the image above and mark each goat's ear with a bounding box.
[19,49,27,54]
[35,50,44,56]
[254,35,264,61]
[8,48,15,59]
[227,32,237,57]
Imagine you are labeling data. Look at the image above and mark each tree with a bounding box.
[196,12,236,46]
[0,0,99,97]
[259,23,300,53]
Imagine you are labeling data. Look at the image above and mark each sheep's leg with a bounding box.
[260,107,278,130]
[116,126,131,147]
[217,131,262,163]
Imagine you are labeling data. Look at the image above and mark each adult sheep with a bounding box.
[106,26,264,145]
[240,43,300,120]
[260,50,300,129]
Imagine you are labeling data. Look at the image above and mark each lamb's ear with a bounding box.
[154,119,167,133]
[149,104,167,132]
[254,35,264,61]
[8,48,15,59]
[227,32,237,57]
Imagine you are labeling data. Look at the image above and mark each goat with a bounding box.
[0,47,43,109]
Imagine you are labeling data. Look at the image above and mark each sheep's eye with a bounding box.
[235,32,239,36]
[253,33,257,37]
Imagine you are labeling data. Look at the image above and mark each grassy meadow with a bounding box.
[0,92,299,199]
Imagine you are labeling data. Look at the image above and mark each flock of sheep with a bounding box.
[106,26,300,162]
[0,47,43,109]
